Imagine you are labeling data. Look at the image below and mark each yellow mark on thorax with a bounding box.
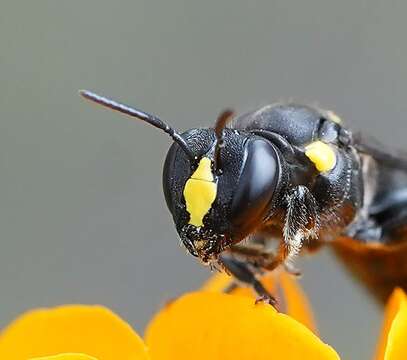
[305,141,337,172]
[325,110,342,124]
[183,157,217,227]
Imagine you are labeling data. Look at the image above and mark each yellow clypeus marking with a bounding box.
[183,157,217,227]
[305,141,337,173]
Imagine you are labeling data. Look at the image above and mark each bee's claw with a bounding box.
[255,294,278,308]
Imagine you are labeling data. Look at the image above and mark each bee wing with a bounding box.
[353,132,407,169]
[329,133,407,303]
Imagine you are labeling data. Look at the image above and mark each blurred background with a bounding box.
[1,0,407,358]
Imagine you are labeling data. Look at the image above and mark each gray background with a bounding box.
[1,1,406,358]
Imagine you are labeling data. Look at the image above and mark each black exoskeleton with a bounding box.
[81,90,407,304]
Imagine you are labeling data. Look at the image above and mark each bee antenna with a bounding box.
[79,90,195,160]
[213,109,234,174]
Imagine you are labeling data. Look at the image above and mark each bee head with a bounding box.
[80,91,283,263]
[163,115,283,262]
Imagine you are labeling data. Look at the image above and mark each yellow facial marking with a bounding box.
[183,157,217,227]
[305,141,337,172]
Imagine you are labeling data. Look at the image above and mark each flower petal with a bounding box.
[201,271,233,292]
[0,305,149,360]
[202,271,317,332]
[145,291,339,360]
[374,288,406,360]
[279,272,317,333]
[372,288,407,360]
[31,354,97,360]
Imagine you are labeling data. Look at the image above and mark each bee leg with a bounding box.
[228,244,285,272]
[283,185,320,262]
[223,282,239,293]
[227,241,303,277]
[219,255,277,306]
[234,186,320,276]
[345,218,383,243]
[228,244,275,263]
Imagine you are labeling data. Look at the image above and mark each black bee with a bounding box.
[80,90,407,304]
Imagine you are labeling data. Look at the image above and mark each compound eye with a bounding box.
[162,143,178,212]
[231,139,280,228]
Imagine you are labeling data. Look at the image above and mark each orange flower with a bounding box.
[375,288,407,360]
[0,272,405,360]
[31,355,97,360]
[201,271,317,333]
[0,305,149,360]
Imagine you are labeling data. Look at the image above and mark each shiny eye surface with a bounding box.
[230,138,280,229]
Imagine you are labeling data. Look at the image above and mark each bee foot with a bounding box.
[255,294,278,308]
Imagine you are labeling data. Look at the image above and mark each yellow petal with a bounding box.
[31,354,97,360]
[372,288,407,360]
[201,271,317,332]
[145,291,339,360]
[0,305,149,360]
[279,272,317,333]
[201,271,233,292]
[374,288,406,360]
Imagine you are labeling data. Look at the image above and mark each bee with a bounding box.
[80,90,407,305]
